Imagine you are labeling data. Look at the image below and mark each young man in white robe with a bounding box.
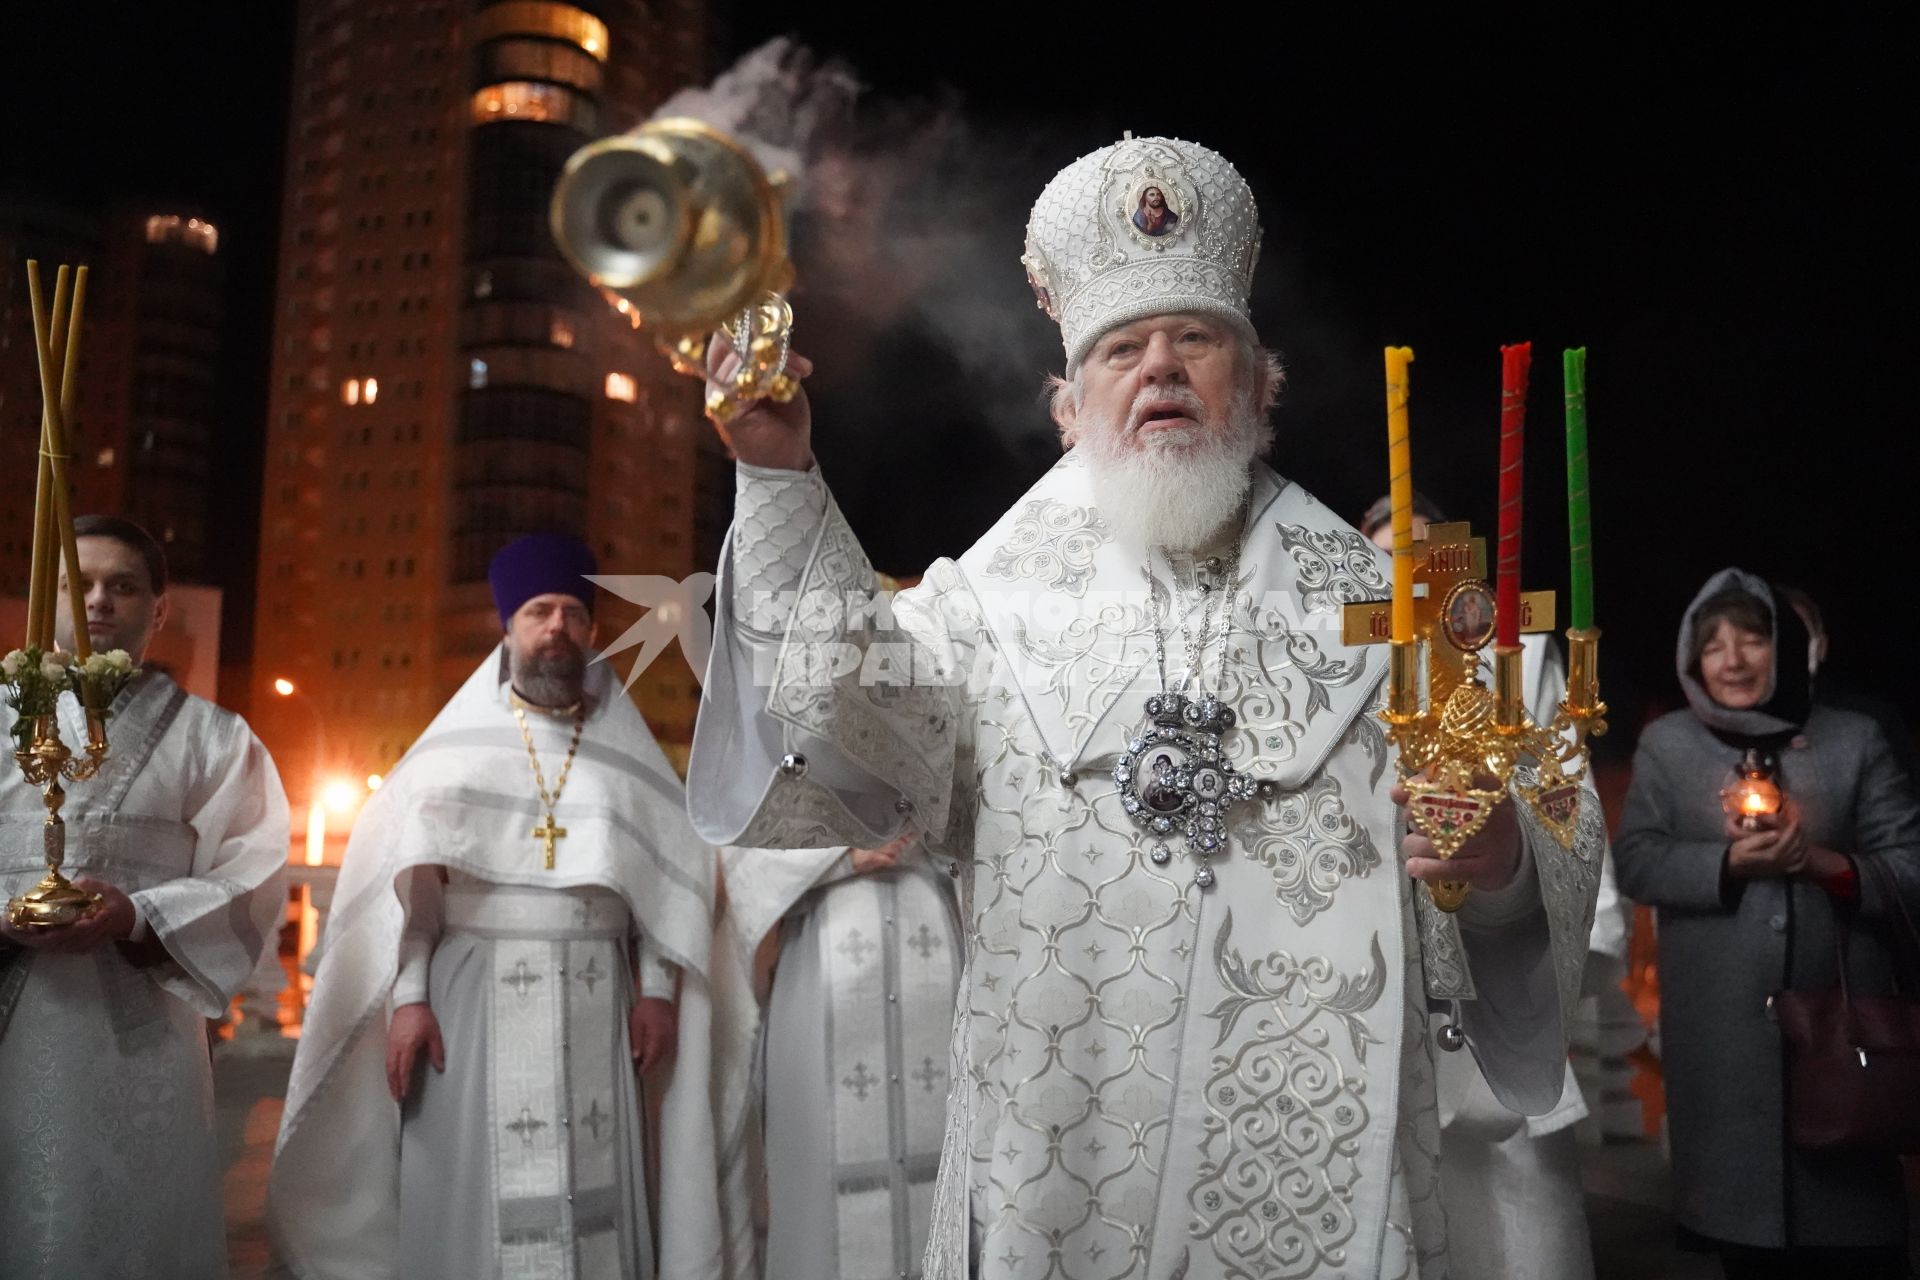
[270,534,755,1280]
[686,135,1606,1279]
[723,833,964,1280]
[0,515,290,1279]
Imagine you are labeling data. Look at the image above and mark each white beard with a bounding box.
[1076,387,1270,551]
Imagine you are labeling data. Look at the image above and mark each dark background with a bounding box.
[4,5,1912,753]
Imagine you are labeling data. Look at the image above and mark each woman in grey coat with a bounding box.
[1615,568,1920,1279]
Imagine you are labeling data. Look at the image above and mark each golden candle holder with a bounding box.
[5,260,125,929]
[8,709,110,930]
[549,118,798,422]
[1344,522,1605,911]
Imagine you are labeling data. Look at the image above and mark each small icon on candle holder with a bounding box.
[1439,581,1497,653]
[1721,748,1783,831]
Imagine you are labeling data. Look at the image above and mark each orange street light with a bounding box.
[322,776,363,816]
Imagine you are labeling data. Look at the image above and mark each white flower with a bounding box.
[82,653,112,678]
[105,649,133,672]
[39,657,67,683]
[1,650,23,679]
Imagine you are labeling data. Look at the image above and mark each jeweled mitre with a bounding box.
[1023,134,1263,369]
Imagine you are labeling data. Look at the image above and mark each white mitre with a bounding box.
[1022,133,1263,370]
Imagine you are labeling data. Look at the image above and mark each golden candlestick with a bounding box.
[1343,521,1602,911]
[7,711,109,929]
[5,262,124,930]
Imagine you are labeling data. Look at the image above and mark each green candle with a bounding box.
[1564,347,1594,631]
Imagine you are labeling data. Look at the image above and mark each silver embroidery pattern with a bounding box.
[1343,703,1391,791]
[1216,588,1372,770]
[1007,597,1157,750]
[1190,915,1386,1279]
[735,775,889,850]
[1517,768,1607,1026]
[965,678,1196,1278]
[769,524,961,835]
[1396,885,1449,1278]
[1233,774,1382,926]
[1274,523,1389,615]
[1411,881,1474,1002]
[984,498,1112,599]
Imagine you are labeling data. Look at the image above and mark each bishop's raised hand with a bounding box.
[704,329,815,472]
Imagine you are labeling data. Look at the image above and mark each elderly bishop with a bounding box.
[688,136,1604,1279]
[271,534,754,1280]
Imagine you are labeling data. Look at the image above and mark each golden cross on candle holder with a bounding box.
[1342,521,1602,911]
[4,261,128,930]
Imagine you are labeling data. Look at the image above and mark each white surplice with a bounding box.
[270,647,756,1280]
[0,674,291,1280]
[687,453,1605,1280]
[723,841,964,1280]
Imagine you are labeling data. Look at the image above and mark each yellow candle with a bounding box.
[1385,346,1416,643]
[52,268,91,661]
[23,262,66,651]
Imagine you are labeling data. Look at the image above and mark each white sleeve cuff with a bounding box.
[638,955,679,1001]
[392,929,434,1008]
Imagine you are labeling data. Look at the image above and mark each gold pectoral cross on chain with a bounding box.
[532,814,568,870]
[513,696,585,871]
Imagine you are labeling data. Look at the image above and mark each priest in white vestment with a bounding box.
[0,516,290,1280]
[685,135,1605,1280]
[270,534,755,1280]
[724,834,964,1280]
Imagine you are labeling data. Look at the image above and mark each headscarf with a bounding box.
[1676,567,1812,747]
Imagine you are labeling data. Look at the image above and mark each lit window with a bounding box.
[144,213,219,254]
[470,3,609,61]
[604,372,636,402]
[470,358,489,389]
[469,81,597,131]
[363,377,380,404]
[341,378,361,405]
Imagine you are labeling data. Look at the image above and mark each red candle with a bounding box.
[1496,342,1531,647]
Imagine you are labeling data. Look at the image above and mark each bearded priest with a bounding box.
[271,534,755,1280]
[687,135,1604,1279]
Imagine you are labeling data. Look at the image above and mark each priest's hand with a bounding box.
[705,330,815,472]
[387,1002,445,1101]
[1394,779,1525,892]
[0,877,137,952]
[630,996,677,1070]
[852,832,914,875]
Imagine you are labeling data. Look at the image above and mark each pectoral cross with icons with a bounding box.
[1339,521,1594,912]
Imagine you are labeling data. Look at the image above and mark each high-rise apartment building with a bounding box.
[1,199,226,592]
[253,0,719,810]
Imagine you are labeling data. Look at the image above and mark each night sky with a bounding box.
[4,6,1912,751]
